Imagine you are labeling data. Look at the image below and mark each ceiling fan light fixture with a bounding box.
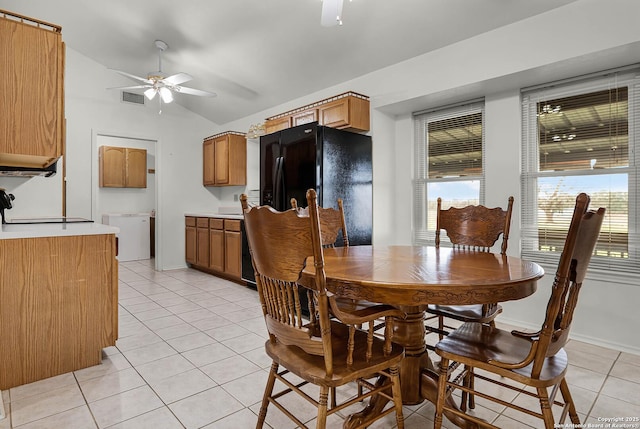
[159,87,173,103]
[144,88,157,100]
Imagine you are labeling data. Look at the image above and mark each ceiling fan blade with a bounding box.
[321,0,344,26]
[107,85,151,91]
[163,72,193,85]
[175,86,217,97]
[109,68,152,84]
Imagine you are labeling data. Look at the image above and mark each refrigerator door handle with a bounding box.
[274,156,284,211]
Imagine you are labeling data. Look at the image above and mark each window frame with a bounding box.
[521,69,640,277]
[413,100,486,246]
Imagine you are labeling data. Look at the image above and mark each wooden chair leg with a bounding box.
[468,366,476,409]
[438,315,445,341]
[389,365,405,429]
[537,387,555,429]
[257,362,278,429]
[560,378,581,425]
[434,357,450,429]
[317,386,329,429]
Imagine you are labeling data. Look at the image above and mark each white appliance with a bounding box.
[102,213,151,261]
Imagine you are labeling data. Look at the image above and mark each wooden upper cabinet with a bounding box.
[99,146,126,187]
[0,10,65,168]
[203,132,246,187]
[264,92,370,135]
[203,139,216,186]
[214,136,230,184]
[291,109,318,127]
[265,116,291,134]
[319,95,370,132]
[99,146,147,188]
[125,148,147,188]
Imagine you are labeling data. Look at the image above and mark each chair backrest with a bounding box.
[503,193,604,378]
[532,193,604,370]
[241,190,336,374]
[436,196,514,254]
[291,197,349,248]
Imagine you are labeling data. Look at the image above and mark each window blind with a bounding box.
[413,101,485,245]
[521,69,639,274]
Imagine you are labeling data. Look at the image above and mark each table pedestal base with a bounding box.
[343,308,478,429]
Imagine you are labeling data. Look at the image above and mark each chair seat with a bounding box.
[265,320,404,388]
[427,304,502,323]
[435,322,568,387]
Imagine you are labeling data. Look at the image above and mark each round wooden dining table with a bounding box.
[300,245,544,428]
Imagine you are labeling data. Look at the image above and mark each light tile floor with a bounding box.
[1,259,639,428]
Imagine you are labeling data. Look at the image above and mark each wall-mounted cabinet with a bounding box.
[99,146,147,188]
[264,116,291,134]
[264,92,370,134]
[203,132,246,186]
[0,9,65,169]
[185,216,243,282]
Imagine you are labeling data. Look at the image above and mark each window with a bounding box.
[413,101,485,245]
[521,69,639,275]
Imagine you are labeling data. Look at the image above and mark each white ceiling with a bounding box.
[1,0,578,124]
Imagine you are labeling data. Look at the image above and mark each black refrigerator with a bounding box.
[241,121,372,286]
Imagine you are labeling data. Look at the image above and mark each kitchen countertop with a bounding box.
[185,213,243,220]
[0,222,119,240]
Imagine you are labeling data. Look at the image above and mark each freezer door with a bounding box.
[279,123,319,210]
[321,127,373,245]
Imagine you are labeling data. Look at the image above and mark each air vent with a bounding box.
[122,91,145,105]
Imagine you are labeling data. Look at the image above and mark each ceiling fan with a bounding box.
[108,40,216,107]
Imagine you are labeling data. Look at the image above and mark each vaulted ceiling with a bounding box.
[1,0,578,124]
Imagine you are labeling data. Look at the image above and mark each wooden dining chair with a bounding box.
[434,193,605,429]
[425,196,514,345]
[241,190,405,429]
[291,197,349,248]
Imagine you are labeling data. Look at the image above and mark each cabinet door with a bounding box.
[0,17,64,167]
[125,148,147,188]
[319,98,350,129]
[203,139,215,186]
[214,136,229,184]
[292,109,318,127]
[185,223,197,265]
[224,230,242,279]
[196,221,210,267]
[99,146,126,187]
[265,117,291,134]
[209,228,225,272]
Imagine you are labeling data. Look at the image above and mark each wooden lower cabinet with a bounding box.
[185,217,197,264]
[196,217,210,267]
[0,233,118,390]
[224,220,242,279]
[209,219,225,272]
[185,216,243,282]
